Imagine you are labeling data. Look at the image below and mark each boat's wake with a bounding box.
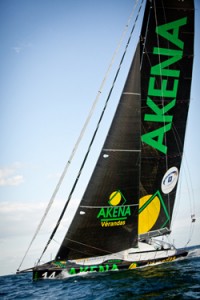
[187,247,200,258]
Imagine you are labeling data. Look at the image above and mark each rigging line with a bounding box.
[61,238,125,260]
[140,2,152,136]
[37,1,145,265]
[153,0,172,219]
[140,0,151,68]
[17,1,140,272]
[66,238,112,254]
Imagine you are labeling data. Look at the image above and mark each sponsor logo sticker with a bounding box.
[97,190,131,227]
[161,167,179,194]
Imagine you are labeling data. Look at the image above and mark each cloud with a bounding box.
[0,163,24,187]
[12,42,32,54]
[13,46,22,54]
[0,199,71,236]
[0,201,45,214]
[0,175,24,186]
[0,201,48,240]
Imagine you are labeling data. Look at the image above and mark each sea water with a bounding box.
[1,247,200,300]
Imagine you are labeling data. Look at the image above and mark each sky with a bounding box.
[0,0,200,276]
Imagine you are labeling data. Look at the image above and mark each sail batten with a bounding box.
[123,92,141,95]
[103,149,141,152]
[80,204,139,208]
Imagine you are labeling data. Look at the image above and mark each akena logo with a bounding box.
[97,190,131,227]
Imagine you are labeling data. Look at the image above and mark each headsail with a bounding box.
[56,44,141,260]
[139,0,194,238]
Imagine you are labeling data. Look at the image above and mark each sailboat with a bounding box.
[18,0,195,280]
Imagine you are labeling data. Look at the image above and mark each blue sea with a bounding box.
[1,247,200,300]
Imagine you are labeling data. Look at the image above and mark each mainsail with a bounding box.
[56,44,141,260]
[139,0,194,237]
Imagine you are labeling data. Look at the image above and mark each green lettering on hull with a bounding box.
[68,263,119,275]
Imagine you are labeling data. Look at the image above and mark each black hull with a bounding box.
[32,250,188,280]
